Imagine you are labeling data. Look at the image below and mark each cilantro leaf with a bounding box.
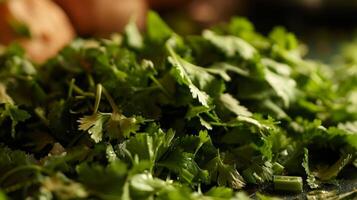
[159,150,209,185]
[77,161,127,200]
[265,69,297,108]
[118,129,175,169]
[0,84,14,105]
[147,11,173,43]
[242,157,274,184]
[78,113,110,143]
[219,93,252,117]
[205,154,245,189]
[205,187,233,198]
[203,30,257,60]
[130,173,174,199]
[124,19,143,49]
[106,112,144,140]
[167,42,212,107]
[302,148,319,189]
[0,104,31,137]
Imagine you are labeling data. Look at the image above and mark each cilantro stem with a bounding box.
[149,75,171,98]
[0,165,50,186]
[34,107,49,127]
[74,96,90,100]
[67,78,75,99]
[72,84,95,97]
[102,86,120,113]
[209,122,230,126]
[93,84,103,114]
[87,73,95,89]
[273,175,303,193]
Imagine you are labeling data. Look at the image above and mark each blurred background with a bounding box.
[1,0,357,63]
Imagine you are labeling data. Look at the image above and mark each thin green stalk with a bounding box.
[87,73,95,89]
[102,86,120,113]
[93,84,103,114]
[67,78,75,99]
[72,84,95,97]
[149,75,171,97]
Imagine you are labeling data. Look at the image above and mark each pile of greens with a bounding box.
[0,12,356,200]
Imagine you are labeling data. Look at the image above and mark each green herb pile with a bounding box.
[0,12,356,200]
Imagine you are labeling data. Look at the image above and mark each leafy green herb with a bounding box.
[0,11,356,200]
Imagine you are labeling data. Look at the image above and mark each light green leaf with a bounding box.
[219,93,252,117]
[120,129,175,169]
[124,18,143,49]
[147,11,173,43]
[159,150,209,184]
[0,84,13,104]
[265,69,297,107]
[205,155,245,189]
[203,30,257,60]
[167,44,212,107]
[302,148,319,189]
[106,112,143,139]
[130,173,174,199]
[78,113,110,143]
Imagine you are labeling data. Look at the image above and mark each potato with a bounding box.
[55,0,148,36]
[0,0,75,63]
[188,0,246,26]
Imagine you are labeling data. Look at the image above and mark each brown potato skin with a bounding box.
[0,0,75,63]
[55,0,148,36]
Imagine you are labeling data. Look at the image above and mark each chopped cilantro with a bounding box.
[0,11,356,200]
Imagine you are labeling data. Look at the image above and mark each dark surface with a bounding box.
[247,0,357,33]
[244,0,357,61]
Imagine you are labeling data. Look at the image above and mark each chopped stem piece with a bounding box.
[273,175,303,193]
